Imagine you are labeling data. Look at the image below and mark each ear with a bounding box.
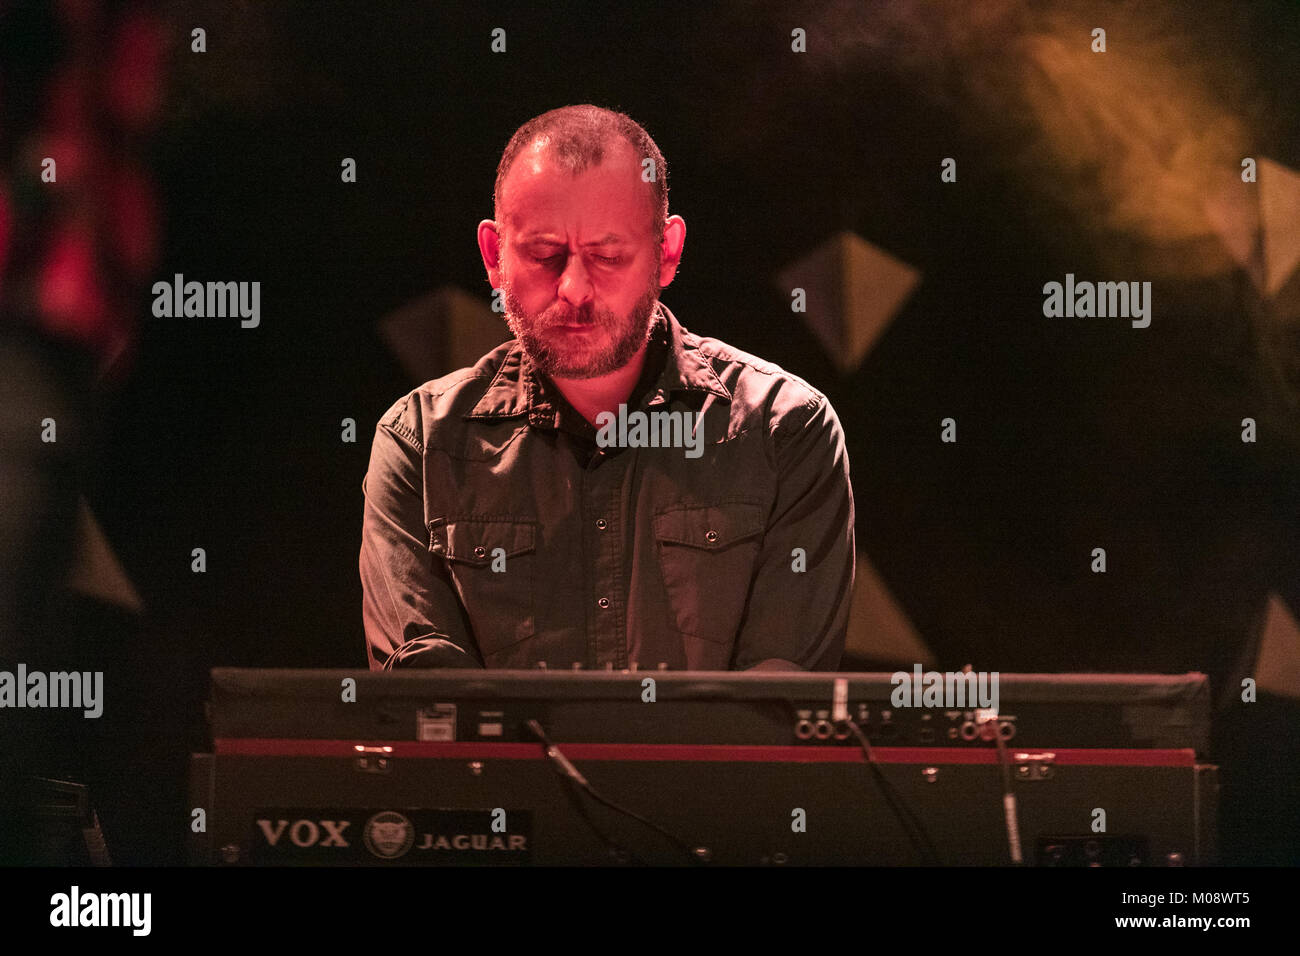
[477,219,503,289]
[656,215,686,287]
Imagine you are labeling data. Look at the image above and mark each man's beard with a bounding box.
[501,262,661,379]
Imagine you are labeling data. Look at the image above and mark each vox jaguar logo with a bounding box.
[251,808,533,863]
[364,811,415,859]
[256,816,352,849]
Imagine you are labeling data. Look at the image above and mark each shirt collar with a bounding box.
[465,302,732,427]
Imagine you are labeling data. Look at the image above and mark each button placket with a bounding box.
[584,456,627,668]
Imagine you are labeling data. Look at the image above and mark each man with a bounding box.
[360,104,854,671]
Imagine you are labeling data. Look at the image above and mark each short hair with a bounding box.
[493,104,668,241]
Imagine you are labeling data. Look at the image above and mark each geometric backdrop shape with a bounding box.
[378,285,510,385]
[1256,592,1300,701]
[63,496,144,614]
[1260,158,1300,298]
[844,549,935,668]
[776,230,921,374]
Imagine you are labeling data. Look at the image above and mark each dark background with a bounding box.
[20,0,1299,864]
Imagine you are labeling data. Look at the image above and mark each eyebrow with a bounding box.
[519,233,626,247]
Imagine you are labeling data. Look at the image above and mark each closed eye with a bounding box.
[531,254,622,265]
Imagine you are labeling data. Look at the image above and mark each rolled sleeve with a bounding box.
[359,410,482,670]
[730,395,855,671]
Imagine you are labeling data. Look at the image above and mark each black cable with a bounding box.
[841,717,942,865]
[554,772,648,865]
[525,718,705,865]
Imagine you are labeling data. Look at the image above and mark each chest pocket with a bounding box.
[430,517,537,656]
[653,500,766,645]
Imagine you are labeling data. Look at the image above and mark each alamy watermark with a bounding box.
[1042,273,1151,328]
[890,665,999,712]
[0,664,103,718]
[595,403,702,458]
[50,886,150,936]
[152,273,260,328]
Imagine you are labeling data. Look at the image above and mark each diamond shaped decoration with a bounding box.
[776,230,920,374]
[1257,592,1300,701]
[1204,158,1300,298]
[62,496,143,613]
[844,549,934,668]
[378,286,510,385]
[1259,158,1300,298]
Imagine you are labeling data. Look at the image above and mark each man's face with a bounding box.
[492,139,663,379]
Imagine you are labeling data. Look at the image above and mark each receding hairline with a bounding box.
[497,138,657,232]
[492,105,669,238]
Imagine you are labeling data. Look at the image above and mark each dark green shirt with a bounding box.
[360,303,854,671]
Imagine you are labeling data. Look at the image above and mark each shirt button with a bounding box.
[597,597,610,609]
[595,518,607,531]
[705,530,719,543]
[473,546,487,559]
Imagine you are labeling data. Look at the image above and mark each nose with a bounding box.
[556,253,594,311]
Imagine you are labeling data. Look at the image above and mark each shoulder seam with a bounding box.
[695,340,828,400]
[379,369,495,454]
[424,370,491,400]
[381,404,425,454]
[774,393,826,458]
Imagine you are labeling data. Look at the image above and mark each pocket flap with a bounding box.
[653,501,766,550]
[431,518,537,565]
